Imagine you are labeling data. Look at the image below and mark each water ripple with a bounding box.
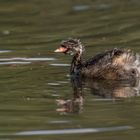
[0,61,31,65]
[72,5,91,11]
[15,126,133,136]
[48,83,60,86]
[48,120,71,124]
[0,50,12,53]
[0,57,56,61]
[50,63,70,67]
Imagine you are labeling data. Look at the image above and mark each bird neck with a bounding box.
[70,51,83,75]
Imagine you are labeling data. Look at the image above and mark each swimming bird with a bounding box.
[54,38,140,80]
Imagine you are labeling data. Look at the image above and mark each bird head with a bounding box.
[54,38,84,55]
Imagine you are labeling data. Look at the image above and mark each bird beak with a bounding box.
[54,47,68,53]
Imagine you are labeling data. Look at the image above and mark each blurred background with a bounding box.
[0,0,140,140]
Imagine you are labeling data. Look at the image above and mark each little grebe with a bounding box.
[54,38,140,80]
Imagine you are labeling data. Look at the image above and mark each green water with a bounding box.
[0,0,140,139]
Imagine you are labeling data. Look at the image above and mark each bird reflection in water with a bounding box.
[56,77,84,115]
[56,77,140,114]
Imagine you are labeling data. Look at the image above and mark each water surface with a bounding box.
[0,0,140,140]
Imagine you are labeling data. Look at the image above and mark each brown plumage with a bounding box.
[54,38,140,80]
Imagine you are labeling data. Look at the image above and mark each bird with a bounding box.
[54,38,140,80]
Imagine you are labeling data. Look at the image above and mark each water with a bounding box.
[0,0,140,140]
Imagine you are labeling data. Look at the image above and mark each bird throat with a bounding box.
[70,52,82,75]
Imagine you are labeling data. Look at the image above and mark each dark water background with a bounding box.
[0,0,140,139]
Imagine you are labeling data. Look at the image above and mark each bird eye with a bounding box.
[61,45,66,48]
[131,69,136,74]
